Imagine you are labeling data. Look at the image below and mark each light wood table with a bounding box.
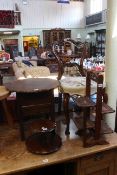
[0,123,117,175]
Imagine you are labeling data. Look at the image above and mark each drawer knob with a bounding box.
[94,153,104,161]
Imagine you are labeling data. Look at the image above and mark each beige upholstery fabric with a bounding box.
[12,63,25,79]
[15,69,26,80]
[12,62,58,98]
[30,60,37,66]
[16,61,22,67]
[24,66,50,78]
[60,76,97,96]
[12,62,59,80]
[16,61,33,68]
[12,61,37,79]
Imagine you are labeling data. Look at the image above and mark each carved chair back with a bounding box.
[52,51,82,80]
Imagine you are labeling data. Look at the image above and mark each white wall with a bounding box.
[20,1,84,29]
[0,0,84,29]
[0,0,14,10]
[84,0,107,16]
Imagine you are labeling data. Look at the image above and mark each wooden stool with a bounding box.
[0,86,14,127]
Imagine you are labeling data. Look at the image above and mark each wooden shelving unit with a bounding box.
[72,71,115,148]
[43,28,71,51]
[95,29,106,56]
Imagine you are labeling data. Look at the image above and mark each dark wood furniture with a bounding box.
[62,38,90,76]
[0,62,14,76]
[4,39,19,59]
[25,119,62,155]
[36,46,45,58]
[72,70,115,147]
[5,78,59,140]
[43,28,71,50]
[58,53,80,63]
[95,29,106,56]
[0,74,3,85]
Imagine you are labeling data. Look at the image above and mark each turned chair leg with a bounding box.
[63,93,70,135]
[0,74,3,85]
[58,92,62,114]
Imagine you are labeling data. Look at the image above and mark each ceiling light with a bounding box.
[57,0,70,4]
[22,0,28,5]
[85,34,91,41]
[76,33,81,39]
[3,32,13,34]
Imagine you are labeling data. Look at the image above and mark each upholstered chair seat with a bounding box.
[59,76,97,96]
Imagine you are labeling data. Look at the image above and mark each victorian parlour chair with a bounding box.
[52,40,90,135]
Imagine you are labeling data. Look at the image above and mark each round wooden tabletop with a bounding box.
[5,78,59,93]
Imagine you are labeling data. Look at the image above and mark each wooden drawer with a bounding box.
[80,149,115,169]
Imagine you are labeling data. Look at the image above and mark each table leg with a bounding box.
[16,100,25,141]
[58,92,62,114]
[50,90,55,122]
[2,99,14,127]
[63,93,70,135]
[0,74,3,85]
